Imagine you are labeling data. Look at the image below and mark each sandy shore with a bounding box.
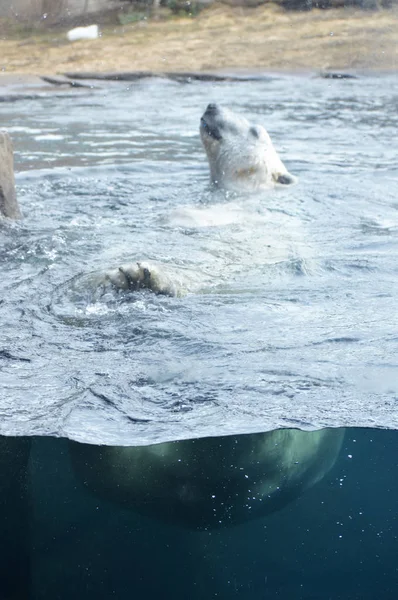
[0,5,397,76]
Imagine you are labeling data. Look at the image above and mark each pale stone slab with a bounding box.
[0,132,21,219]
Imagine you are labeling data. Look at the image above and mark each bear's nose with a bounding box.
[206,103,219,113]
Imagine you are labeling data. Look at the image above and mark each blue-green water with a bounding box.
[0,428,395,599]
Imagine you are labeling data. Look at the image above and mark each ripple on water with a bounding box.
[1,75,398,442]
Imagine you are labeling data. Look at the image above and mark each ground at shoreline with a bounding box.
[0,5,397,75]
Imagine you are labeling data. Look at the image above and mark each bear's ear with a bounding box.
[274,172,297,185]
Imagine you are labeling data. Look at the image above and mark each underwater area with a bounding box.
[0,74,397,598]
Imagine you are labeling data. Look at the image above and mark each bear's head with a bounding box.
[200,103,296,190]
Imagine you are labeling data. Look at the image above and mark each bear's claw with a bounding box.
[118,263,151,291]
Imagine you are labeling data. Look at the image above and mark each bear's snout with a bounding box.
[205,103,219,113]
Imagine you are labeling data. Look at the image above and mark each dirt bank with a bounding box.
[0,5,397,75]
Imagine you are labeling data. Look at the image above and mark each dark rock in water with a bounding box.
[165,71,267,82]
[0,74,91,104]
[41,75,95,88]
[63,71,156,81]
[319,72,359,79]
[63,71,270,83]
[0,132,21,219]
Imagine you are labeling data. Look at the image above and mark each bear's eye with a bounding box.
[249,126,259,139]
[201,118,222,141]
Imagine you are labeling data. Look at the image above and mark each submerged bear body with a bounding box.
[70,428,344,530]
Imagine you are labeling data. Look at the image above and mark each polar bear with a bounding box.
[97,104,297,298]
[200,103,296,190]
[69,428,344,530]
[66,109,338,530]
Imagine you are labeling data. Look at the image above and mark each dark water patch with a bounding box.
[0,428,396,599]
[0,349,32,362]
[311,336,361,344]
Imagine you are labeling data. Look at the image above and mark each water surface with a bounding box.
[1,73,397,444]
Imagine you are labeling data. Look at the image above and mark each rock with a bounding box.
[0,132,21,219]
[40,75,95,88]
[63,71,155,81]
[63,70,269,83]
[0,74,91,103]
[319,72,358,79]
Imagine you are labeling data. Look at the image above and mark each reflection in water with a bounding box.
[69,428,344,529]
[1,428,397,599]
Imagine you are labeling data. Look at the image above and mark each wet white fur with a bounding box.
[200,105,296,191]
[99,106,299,297]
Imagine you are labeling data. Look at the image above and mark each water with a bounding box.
[1,74,398,443]
[0,74,397,599]
[2,427,397,600]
